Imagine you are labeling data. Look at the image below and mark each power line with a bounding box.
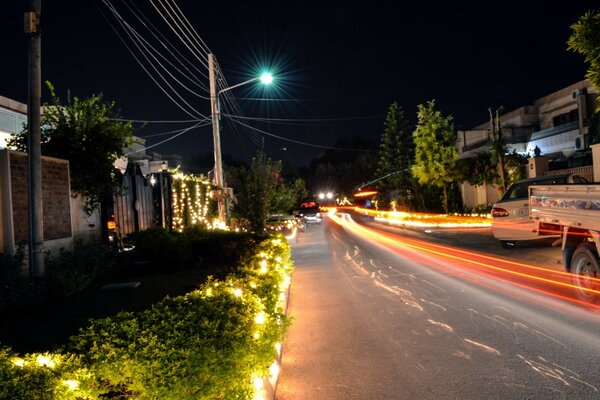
[229,118,378,152]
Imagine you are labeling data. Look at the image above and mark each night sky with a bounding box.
[1,1,594,169]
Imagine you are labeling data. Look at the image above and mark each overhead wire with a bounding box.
[229,119,377,152]
[126,120,210,154]
[101,0,208,119]
[116,0,210,91]
[144,0,257,155]
[149,0,209,68]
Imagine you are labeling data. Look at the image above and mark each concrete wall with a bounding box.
[70,196,101,244]
[460,181,501,210]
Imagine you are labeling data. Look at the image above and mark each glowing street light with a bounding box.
[209,53,273,223]
[260,72,273,85]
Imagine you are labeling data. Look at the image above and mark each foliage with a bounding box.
[568,9,600,108]
[455,152,498,187]
[0,349,100,400]
[412,100,458,213]
[123,227,256,273]
[169,172,215,231]
[0,249,34,314]
[230,151,307,232]
[45,244,118,298]
[1,244,117,315]
[375,102,417,209]
[0,233,293,399]
[503,150,528,185]
[6,82,134,215]
[301,136,379,197]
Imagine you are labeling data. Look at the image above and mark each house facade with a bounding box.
[0,95,190,255]
[457,79,598,210]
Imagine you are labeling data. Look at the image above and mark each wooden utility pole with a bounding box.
[208,54,226,222]
[25,0,44,278]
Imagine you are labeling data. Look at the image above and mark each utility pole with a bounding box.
[208,53,226,222]
[25,0,44,278]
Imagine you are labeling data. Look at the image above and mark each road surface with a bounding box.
[276,212,600,399]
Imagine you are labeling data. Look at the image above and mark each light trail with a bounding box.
[351,206,492,228]
[328,211,600,310]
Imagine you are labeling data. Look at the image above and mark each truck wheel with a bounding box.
[571,243,600,302]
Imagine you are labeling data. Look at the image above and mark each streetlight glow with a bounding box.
[260,72,273,85]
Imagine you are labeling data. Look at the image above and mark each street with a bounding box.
[276,212,600,399]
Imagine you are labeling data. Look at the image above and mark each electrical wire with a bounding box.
[118,0,210,88]
[101,1,208,119]
[126,120,210,154]
[228,118,377,152]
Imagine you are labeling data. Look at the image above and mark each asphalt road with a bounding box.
[276,213,600,399]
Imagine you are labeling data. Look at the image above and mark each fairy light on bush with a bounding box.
[170,171,214,230]
[63,379,79,391]
[36,354,56,368]
[12,358,25,367]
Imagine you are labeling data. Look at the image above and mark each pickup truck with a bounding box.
[529,184,600,301]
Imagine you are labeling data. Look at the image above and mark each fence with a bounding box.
[543,165,594,183]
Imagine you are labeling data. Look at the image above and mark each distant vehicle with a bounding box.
[491,173,588,248]
[296,200,322,224]
[266,214,298,236]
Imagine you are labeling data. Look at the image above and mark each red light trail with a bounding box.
[328,211,600,310]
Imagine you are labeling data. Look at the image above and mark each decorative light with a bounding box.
[11,358,25,367]
[268,361,280,387]
[232,288,243,298]
[253,377,264,390]
[36,355,56,368]
[255,312,266,325]
[63,380,79,390]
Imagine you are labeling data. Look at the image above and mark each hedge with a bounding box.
[0,233,293,399]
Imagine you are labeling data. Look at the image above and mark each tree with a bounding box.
[568,9,600,101]
[375,102,416,209]
[489,107,508,193]
[7,83,133,215]
[229,150,307,232]
[301,136,378,197]
[568,9,600,143]
[412,100,458,213]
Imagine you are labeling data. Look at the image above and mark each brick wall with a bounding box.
[10,152,72,244]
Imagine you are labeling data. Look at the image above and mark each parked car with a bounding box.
[491,173,589,248]
[296,200,322,224]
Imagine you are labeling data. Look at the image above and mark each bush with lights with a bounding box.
[0,232,293,399]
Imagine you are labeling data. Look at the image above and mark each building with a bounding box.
[457,79,598,209]
[0,96,27,148]
[0,95,185,255]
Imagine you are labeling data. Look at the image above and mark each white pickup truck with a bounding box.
[529,184,600,300]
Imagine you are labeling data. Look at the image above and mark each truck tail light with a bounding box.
[491,207,509,218]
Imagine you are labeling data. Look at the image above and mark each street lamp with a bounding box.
[266,147,287,157]
[208,53,273,223]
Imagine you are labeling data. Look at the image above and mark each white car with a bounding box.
[491,173,588,248]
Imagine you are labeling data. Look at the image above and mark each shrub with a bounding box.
[45,244,118,298]
[0,348,99,400]
[0,249,36,314]
[0,233,294,399]
[124,227,257,273]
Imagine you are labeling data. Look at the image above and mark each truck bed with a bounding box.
[529,184,600,231]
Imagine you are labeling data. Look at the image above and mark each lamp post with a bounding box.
[208,53,272,223]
